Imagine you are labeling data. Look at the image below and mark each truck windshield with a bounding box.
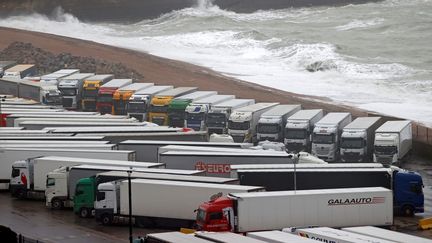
[59,88,76,96]
[228,121,250,130]
[46,178,55,187]
[196,208,206,222]
[82,89,97,98]
[374,145,397,154]
[11,168,20,178]
[285,129,307,139]
[186,113,204,121]
[257,124,279,133]
[341,138,364,148]
[313,133,334,144]
[149,105,168,113]
[127,102,146,113]
[98,94,113,103]
[207,114,226,127]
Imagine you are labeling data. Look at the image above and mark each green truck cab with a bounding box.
[73,177,96,218]
[168,99,193,127]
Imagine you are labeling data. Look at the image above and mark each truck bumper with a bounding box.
[95,208,114,221]
[208,128,224,135]
[9,184,26,198]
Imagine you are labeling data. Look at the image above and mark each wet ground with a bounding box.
[0,155,431,242]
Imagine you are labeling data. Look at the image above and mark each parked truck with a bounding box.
[373,120,412,165]
[228,103,279,143]
[340,117,382,162]
[13,117,137,127]
[18,80,62,105]
[0,61,17,77]
[196,187,393,232]
[284,109,324,154]
[19,121,146,130]
[287,227,395,243]
[148,87,198,125]
[57,73,94,109]
[127,85,173,121]
[81,74,114,111]
[342,226,432,243]
[0,148,135,190]
[97,79,133,114]
[39,69,79,85]
[206,99,255,135]
[144,232,214,243]
[45,162,165,210]
[168,91,218,127]
[247,230,317,243]
[257,104,301,142]
[311,112,352,162]
[195,232,267,243]
[95,179,263,228]
[235,167,424,216]
[74,170,234,218]
[2,64,37,80]
[185,95,235,131]
[112,83,154,115]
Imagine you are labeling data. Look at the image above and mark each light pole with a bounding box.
[287,150,300,193]
[128,168,133,243]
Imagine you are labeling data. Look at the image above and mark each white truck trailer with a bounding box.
[286,227,396,243]
[39,69,79,85]
[207,99,255,135]
[17,80,62,105]
[0,148,135,190]
[196,187,393,233]
[340,117,382,163]
[0,61,16,77]
[311,112,352,162]
[228,103,279,143]
[159,150,298,177]
[195,232,267,243]
[284,109,324,153]
[0,144,116,150]
[373,120,412,165]
[94,179,263,228]
[3,64,37,79]
[10,155,156,199]
[144,232,214,243]
[45,162,165,209]
[257,104,301,142]
[6,113,123,127]
[57,73,94,109]
[19,121,147,130]
[342,226,432,243]
[127,85,173,121]
[118,140,252,162]
[247,230,318,243]
[185,95,235,131]
[13,117,137,127]
[112,82,154,115]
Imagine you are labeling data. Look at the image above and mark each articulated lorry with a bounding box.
[195,232,267,243]
[144,232,215,243]
[95,179,263,228]
[0,144,116,150]
[228,103,279,143]
[0,61,17,77]
[284,109,324,153]
[57,73,94,109]
[257,104,301,142]
[74,170,235,218]
[247,230,317,243]
[96,79,132,114]
[340,117,382,162]
[287,227,395,243]
[112,83,154,115]
[13,117,137,127]
[19,80,62,105]
[168,91,218,127]
[127,85,173,121]
[19,121,146,130]
[0,148,135,190]
[3,64,37,80]
[342,226,432,243]
[235,167,424,216]
[148,87,198,125]
[185,95,235,131]
[118,140,252,162]
[81,74,114,111]
[311,112,352,162]
[373,120,412,165]
[45,162,165,211]
[196,187,393,232]
[207,99,255,135]
[0,78,20,97]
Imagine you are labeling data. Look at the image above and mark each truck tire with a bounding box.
[15,189,26,199]
[79,208,90,218]
[402,205,414,217]
[101,214,113,225]
[51,199,63,210]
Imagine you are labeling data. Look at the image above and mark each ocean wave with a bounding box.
[335,18,384,31]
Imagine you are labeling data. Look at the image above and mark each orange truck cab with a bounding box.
[112,83,153,115]
[96,79,132,114]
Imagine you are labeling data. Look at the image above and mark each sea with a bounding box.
[0,0,431,125]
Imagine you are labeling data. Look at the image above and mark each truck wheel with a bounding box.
[101,214,113,225]
[79,208,90,218]
[402,205,414,217]
[51,199,63,210]
[15,189,26,199]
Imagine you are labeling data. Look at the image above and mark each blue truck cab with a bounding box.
[393,169,424,216]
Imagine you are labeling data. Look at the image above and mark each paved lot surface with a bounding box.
[0,155,431,242]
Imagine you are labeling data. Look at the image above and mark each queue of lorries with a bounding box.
[0,63,429,242]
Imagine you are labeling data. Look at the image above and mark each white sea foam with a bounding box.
[0,1,431,124]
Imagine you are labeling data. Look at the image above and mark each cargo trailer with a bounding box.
[342,226,432,243]
[14,117,137,127]
[127,85,173,121]
[3,64,37,79]
[257,104,301,142]
[112,83,154,115]
[97,79,133,114]
[195,232,267,243]
[247,230,318,243]
[0,61,17,77]
[144,232,213,243]
[58,73,95,109]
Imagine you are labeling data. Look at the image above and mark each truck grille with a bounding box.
[62,97,73,108]
[376,156,392,165]
[169,119,184,128]
[82,101,96,111]
[314,146,330,155]
[286,143,306,153]
[208,128,224,135]
[342,152,362,162]
[152,117,165,125]
[98,106,112,114]
[232,135,245,143]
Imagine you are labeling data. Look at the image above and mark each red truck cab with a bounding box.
[196,196,233,232]
[96,87,117,114]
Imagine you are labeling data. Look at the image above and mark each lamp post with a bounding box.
[287,150,300,193]
[127,168,133,243]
